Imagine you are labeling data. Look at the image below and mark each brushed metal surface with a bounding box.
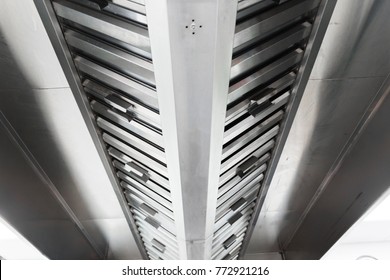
[52,0,150,54]
[286,75,390,259]
[246,0,390,257]
[0,0,68,90]
[146,0,238,259]
[311,0,390,79]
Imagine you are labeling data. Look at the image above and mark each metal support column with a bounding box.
[146,0,238,259]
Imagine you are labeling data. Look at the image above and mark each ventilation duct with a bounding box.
[34,0,335,259]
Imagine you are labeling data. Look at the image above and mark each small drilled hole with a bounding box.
[199,25,202,28]
[185,26,188,28]
[192,19,195,22]
[192,32,195,35]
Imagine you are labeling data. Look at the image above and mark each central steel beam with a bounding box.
[146,0,238,259]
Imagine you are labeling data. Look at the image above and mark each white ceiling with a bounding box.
[322,188,390,260]
[0,216,47,260]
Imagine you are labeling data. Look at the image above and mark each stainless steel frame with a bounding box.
[239,0,337,258]
[146,0,238,259]
[32,0,337,259]
[34,0,148,259]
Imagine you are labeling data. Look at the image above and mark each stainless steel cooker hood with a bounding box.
[32,0,335,259]
[1,0,389,260]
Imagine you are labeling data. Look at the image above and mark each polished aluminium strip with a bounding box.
[127,193,174,222]
[126,188,174,220]
[124,190,173,221]
[214,200,256,232]
[108,145,166,176]
[104,134,168,177]
[131,211,170,237]
[113,159,169,191]
[216,188,258,222]
[144,241,176,259]
[142,244,171,260]
[218,163,266,202]
[228,50,302,105]
[134,210,175,238]
[219,148,272,187]
[65,30,155,86]
[34,0,148,259]
[213,210,253,246]
[130,201,174,230]
[135,222,177,245]
[224,92,288,144]
[226,73,295,125]
[151,238,172,254]
[143,242,175,260]
[112,155,169,189]
[237,0,276,17]
[141,236,178,259]
[224,240,244,259]
[118,171,171,203]
[96,1,147,24]
[97,117,166,164]
[137,211,177,236]
[219,244,244,260]
[213,232,246,260]
[52,0,150,53]
[217,191,257,225]
[231,22,311,80]
[83,79,161,128]
[215,199,253,230]
[239,0,338,258]
[221,127,279,174]
[214,232,247,259]
[213,199,258,230]
[217,172,264,208]
[214,225,247,254]
[212,218,251,250]
[133,210,175,237]
[234,0,320,48]
[120,176,171,214]
[237,0,268,12]
[219,166,266,208]
[214,202,255,233]
[91,101,163,147]
[138,230,177,256]
[128,0,145,5]
[222,111,284,160]
[74,56,159,110]
[65,0,147,24]
[136,231,175,258]
[137,222,178,249]
[111,0,146,15]
[213,217,251,247]
[121,176,172,210]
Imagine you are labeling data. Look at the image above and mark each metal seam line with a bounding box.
[33,0,148,259]
[0,111,105,259]
[284,72,390,249]
[238,0,338,259]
